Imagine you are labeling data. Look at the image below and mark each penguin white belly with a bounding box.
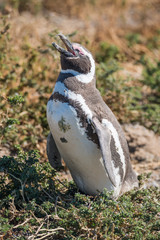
[47,100,119,196]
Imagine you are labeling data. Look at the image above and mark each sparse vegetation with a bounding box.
[0,1,160,239]
[126,33,142,47]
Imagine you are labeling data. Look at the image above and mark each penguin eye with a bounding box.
[75,48,84,56]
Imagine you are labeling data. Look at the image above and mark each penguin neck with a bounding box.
[60,61,95,84]
[56,71,96,92]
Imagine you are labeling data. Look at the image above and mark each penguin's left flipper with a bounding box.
[92,117,117,187]
[47,132,62,169]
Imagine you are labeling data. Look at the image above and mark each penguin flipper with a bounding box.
[92,117,117,187]
[47,132,62,169]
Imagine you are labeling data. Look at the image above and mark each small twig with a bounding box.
[34,227,65,240]
[54,204,70,213]
[35,233,46,237]
[54,196,60,217]
[35,233,52,240]
[40,186,54,200]
[30,210,41,224]
[56,178,68,188]
[38,228,64,232]
[35,222,44,235]
[8,172,26,202]
[13,217,31,229]
[154,198,160,205]
[28,222,44,240]
[38,205,51,228]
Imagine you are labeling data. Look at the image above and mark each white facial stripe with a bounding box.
[102,119,126,176]
[60,47,95,84]
[65,56,79,60]
[54,81,93,120]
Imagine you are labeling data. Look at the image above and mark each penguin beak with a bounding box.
[52,34,77,57]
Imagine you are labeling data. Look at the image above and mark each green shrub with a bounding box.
[126,33,142,47]
[0,150,159,239]
[96,41,120,63]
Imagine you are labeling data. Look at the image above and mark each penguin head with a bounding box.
[52,34,95,75]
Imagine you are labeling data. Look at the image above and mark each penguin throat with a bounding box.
[60,57,95,84]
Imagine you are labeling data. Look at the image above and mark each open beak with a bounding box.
[52,34,77,57]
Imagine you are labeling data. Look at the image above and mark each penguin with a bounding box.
[47,34,138,198]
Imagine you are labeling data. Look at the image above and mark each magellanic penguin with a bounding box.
[47,34,138,198]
